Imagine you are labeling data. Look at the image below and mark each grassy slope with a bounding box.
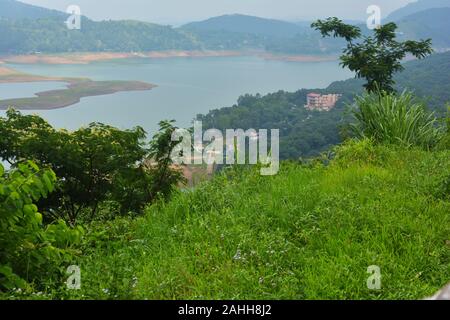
[69,140,449,300]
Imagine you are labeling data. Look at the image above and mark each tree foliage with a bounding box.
[146,120,187,202]
[0,161,82,291]
[0,110,185,224]
[311,18,434,92]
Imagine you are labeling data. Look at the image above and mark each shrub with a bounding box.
[350,91,443,149]
[0,161,82,292]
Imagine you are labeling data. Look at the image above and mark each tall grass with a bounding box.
[350,91,443,149]
[30,141,448,300]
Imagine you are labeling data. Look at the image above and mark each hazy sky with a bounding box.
[20,0,415,25]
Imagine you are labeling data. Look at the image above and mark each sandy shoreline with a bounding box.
[0,51,338,65]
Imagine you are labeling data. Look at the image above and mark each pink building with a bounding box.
[305,92,341,111]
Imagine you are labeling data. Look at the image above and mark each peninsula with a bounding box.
[0,66,155,110]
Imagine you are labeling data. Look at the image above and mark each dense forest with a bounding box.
[0,17,200,54]
[198,51,450,159]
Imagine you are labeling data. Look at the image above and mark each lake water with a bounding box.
[0,56,353,135]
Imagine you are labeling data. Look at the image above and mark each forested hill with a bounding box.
[0,17,200,53]
[395,8,450,49]
[328,51,450,113]
[197,52,450,160]
[0,0,65,20]
[2,0,450,54]
[182,14,306,38]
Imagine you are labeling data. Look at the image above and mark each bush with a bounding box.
[0,161,82,292]
[350,91,444,149]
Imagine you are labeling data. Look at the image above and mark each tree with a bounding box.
[0,161,82,291]
[0,109,149,224]
[109,120,188,215]
[311,18,433,93]
[146,120,187,202]
[0,110,188,224]
[51,122,148,223]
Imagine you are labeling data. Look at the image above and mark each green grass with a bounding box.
[6,140,448,300]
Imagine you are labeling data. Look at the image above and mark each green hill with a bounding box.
[0,1,345,54]
[1,0,449,54]
[0,16,200,54]
[396,8,450,48]
[198,52,450,160]
[0,0,65,20]
[57,140,450,299]
[182,14,306,38]
[181,14,345,54]
[328,51,450,111]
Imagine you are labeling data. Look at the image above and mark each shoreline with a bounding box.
[0,51,338,110]
[0,51,338,65]
[0,66,156,110]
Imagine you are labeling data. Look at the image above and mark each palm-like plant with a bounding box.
[350,91,444,149]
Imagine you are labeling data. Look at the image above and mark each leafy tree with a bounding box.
[0,161,82,291]
[311,18,433,92]
[0,110,149,224]
[0,110,187,224]
[145,120,187,202]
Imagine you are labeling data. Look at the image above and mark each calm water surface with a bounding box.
[0,56,353,134]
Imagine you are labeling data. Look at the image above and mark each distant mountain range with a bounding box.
[0,0,449,54]
[386,0,450,21]
[396,7,450,48]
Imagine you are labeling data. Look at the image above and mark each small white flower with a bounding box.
[132,276,138,288]
[233,250,242,261]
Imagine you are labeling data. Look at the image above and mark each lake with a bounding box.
[0,56,353,134]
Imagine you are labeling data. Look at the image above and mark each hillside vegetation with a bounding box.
[2,0,450,54]
[396,8,450,48]
[1,88,449,299]
[329,51,450,113]
[3,139,448,299]
[199,52,450,159]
